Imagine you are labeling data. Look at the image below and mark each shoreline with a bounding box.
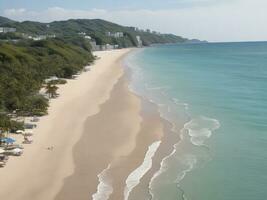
[0,49,133,200]
[55,59,166,200]
[0,47,184,200]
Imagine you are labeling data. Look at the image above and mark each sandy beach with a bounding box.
[0,48,165,200]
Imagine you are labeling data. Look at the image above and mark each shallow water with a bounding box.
[125,42,267,200]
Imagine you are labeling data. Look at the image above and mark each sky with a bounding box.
[0,0,267,42]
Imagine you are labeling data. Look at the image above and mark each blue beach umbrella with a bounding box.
[1,137,16,144]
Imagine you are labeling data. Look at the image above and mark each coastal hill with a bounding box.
[0,15,193,131]
[0,17,187,47]
[0,37,94,122]
[0,16,14,25]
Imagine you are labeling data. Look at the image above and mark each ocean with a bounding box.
[124,42,267,200]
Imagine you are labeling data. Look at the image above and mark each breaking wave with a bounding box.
[92,164,113,200]
[124,141,161,200]
[183,116,220,146]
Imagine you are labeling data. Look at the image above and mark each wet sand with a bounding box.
[0,48,183,200]
[0,49,132,200]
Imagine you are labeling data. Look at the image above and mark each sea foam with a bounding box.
[183,116,220,146]
[92,164,113,200]
[124,141,161,200]
[148,147,176,199]
[175,154,197,184]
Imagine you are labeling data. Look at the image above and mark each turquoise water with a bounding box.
[125,42,267,200]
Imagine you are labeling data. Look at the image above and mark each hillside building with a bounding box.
[136,35,143,48]
[0,27,16,33]
[106,32,124,38]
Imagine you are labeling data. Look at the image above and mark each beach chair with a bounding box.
[4,144,24,150]
[4,148,23,156]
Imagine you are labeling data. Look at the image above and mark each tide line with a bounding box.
[124,141,161,200]
[92,164,113,200]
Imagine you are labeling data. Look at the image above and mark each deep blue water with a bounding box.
[125,42,267,200]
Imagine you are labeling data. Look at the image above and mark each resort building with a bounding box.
[79,32,92,40]
[136,35,143,48]
[89,41,100,51]
[84,35,91,40]
[32,34,56,41]
[78,32,86,36]
[89,41,120,52]
[0,27,16,33]
[106,32,124,38]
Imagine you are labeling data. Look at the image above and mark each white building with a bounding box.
[136,36,143,48]
[32,34,56,41]
[84,35,91,40]
[106,32,124,38]
[33,35,47,41]
[90,41,120,52]
[78,32,86,36]
[89,41,100,51]
[0,27,16,33]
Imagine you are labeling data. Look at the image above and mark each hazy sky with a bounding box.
[0,0,267,42]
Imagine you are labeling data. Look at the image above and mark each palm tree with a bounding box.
[45,83,58,98]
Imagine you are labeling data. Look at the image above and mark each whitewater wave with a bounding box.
[92,164,113,200]
[183,116,220,146]
[124,141,161,200]
[172,98,189,110]
[124,50,220,199]
[145,85,170,91]
[175,155,197,184]
[176,155,197,200]
[148,116,219,199]
[148,147,176,199]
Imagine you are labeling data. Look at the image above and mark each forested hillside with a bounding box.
[0,16,187,130]
[1,18,187,47]
[0,37,94,126]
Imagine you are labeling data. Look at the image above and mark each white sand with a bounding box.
[0,49,131,200]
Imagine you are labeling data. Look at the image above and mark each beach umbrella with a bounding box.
[1,137,16,144]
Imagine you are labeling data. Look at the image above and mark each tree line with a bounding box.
[0,36,94,132]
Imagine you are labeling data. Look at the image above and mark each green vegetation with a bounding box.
[0,114,24,143]
[0,32,23,40]
[1,18,187,47]
[0,16,189,131]
[0,16,14,25]
[0,37,94,128]
[48,79,67,85]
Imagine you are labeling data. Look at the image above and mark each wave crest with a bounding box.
[124,141,161,200]
[183,116,220,146]
[92,164,113,200]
